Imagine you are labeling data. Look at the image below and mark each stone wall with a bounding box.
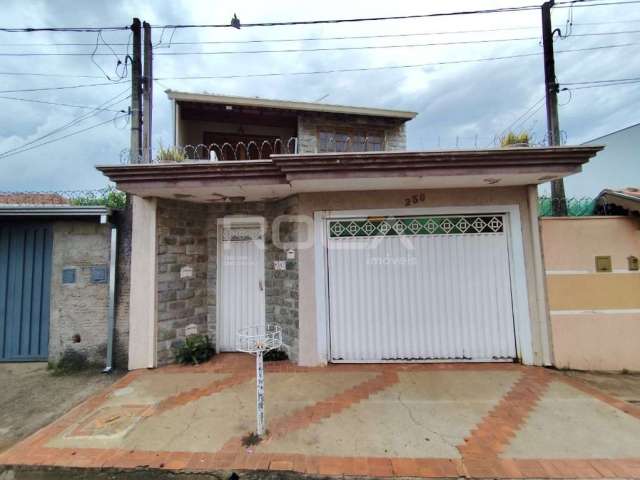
[156,199,209,365]
[113,202,132,369]
[297,112,407,153]
[206,198,300,361]
[49,220,112,364]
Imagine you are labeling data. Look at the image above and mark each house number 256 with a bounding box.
[404,193,426,206]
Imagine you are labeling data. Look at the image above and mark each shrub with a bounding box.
[156,144,186,163]
[173,334,215,365]
[263,348,288,362]
[500,131,530,147]
[69,186,126,209]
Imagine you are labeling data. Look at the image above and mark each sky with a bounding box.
[0,0,639,197]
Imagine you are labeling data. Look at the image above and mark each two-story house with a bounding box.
[98,91,601,370]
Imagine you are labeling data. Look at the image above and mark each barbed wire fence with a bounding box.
[0,186,126,209]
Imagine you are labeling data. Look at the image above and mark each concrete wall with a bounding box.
[295,186,547,366]
[541,216,640,371]
[297,112,407,153]
[49,221,112,364]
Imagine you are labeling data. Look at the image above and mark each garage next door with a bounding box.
[0,224,52,361]
[326,214,517,362]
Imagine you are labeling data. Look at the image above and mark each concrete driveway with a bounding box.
[1,354,640,478]
[0,363,120,453]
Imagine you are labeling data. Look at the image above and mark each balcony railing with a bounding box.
[120,137,298,164]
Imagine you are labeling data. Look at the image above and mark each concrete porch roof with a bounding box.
[97,146,603,203]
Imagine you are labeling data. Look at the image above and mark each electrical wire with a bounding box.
[0,71,105,79]
[0,95,128,112]
[1,0,637,34]
[0,89,130,159]
[496,95,547,142]
[0,25,543,47]
[562,75,640,84]
[0,81,126,94]
[154,43,640,81]
[0,114,129,160]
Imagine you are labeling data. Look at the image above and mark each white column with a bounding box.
[128,195,158,370]
[528,185,554,366]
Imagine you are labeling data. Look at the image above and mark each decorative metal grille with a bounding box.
[222,227,263,242]
[328,215,504,238]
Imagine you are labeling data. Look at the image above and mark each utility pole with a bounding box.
[130,18,142,164]
[142,21,153,164]
[541,1,567,216]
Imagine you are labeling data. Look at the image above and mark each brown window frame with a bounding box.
[316,126,385,153]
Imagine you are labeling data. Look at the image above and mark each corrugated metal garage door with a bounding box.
[0,223,53,361]
[326,214,517,362]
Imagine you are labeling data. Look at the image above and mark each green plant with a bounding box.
[264,348,288,362]
[69,186,126,209]
[173,334,215,365]
[156,144,186,163]
[500,131,530,147]
[241,431,264,447]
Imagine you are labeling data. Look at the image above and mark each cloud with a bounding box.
[1,0,639,195]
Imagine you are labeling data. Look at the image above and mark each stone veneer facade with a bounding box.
[155,197,299,365]
[297,112,407,153]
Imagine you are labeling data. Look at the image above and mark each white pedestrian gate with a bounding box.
[326,214,517,362]
[218,224,265,351]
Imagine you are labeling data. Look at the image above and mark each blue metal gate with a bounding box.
[0,223,53,361]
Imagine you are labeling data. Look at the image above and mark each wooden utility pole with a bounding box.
[541,1,567,216]
[142,21,153,164]
[130,18,142,164]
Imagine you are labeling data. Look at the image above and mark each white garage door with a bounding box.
[326,214,517,362]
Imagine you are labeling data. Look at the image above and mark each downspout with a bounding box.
[103,224,118,373]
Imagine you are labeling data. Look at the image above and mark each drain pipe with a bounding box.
[103,224,118,373]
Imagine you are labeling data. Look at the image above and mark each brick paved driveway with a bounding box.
[1,354,640,478]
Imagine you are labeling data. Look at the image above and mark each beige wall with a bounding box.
[541,216,640,371]
[296,186,548,366]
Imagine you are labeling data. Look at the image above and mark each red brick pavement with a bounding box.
[1,355,639,478]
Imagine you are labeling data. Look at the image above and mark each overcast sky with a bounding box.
[0,0,638,197]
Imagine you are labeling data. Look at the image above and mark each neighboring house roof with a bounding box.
[583,121,640,144]
[166,90,417,120]
[0,193,69,205]
[596,187,640,214]
[0,203,112,219]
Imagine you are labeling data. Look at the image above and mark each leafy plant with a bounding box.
[173,334,215,365]
[69,186,126,209]
[264,348,288,362]
[538,196,596,216]
[156,144,186,163]
[500,131,530,147]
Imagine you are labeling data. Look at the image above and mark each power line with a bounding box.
[150,5,545,30]
[1,0,638,34]
[0,81,125,94]
[562,75,640,84]
[0,89,130,159]
[0,114,129,160]
[0,26,543,47]
[497,95,547,141]
[0,26,128,33]
[0,71,105,79]
[0,95,128,112]
[154,42,640,81]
